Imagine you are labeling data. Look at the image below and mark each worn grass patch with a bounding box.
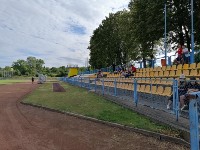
[23,82,181,137]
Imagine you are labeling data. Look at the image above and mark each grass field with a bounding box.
[0,79,30,84]
[23,82,181,137]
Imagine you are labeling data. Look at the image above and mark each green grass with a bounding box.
[23,82,180,137]
[0,79,29,84]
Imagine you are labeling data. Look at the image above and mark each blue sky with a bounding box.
[0,0,129,67]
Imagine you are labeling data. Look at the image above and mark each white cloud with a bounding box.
[0,0,129,67]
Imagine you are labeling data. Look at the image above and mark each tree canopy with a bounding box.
[88,0,200,68]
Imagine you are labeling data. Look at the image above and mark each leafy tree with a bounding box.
[12,59,28,75]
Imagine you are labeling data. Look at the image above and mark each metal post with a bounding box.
[152,59,154,68]
[140,62,142,68]
[102,79,104,95]
[114,79,117,96]
[95,79,97,92]
[173,79,179,120]
[164,0,167,65]
[89,78,91,90]
[134,79,138,106]
[168,56,172,66]
[189,99,199,150]
[190,0,195,63]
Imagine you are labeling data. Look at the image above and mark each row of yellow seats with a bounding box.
[137,63,200,73]
[107,74,120,78]
[137,78,173,85]
[138,85,172,97]
[95,81,172,97]
[135,69,200,78]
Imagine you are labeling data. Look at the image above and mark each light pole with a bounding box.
[190,0,195,63]
[164,0,167,65]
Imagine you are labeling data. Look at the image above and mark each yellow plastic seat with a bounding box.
[150,86,157,94]
[137,85,141,92]
[153,67,158,72]
[176,70,182,77]
[162,66,166,71]
[144,85,151,93]
[183,70,189,76]
[189,63,196,70]
[155,86,164,95]
[139,85,145,92]
[183,64,189,70]
[159,71,164,77]
[197,63,200,69]
[150,78,156,84]
[163,71,169,77]
[160,78,167,85]
[149,71,154,77]
[146,72,150,78]
[145,68,149,72]
[171,65,177,71]
[166,78,173,85]
[154,71,159,77]
[128,84,134,91]
[156,66,162,72]
[177,64,183,70]
[160,87,172,97]
[154,78,161,85]
[145,79,151,84]
[169,71,175,77]
[166,66,171,71]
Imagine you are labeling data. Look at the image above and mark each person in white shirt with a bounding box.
[182,45,190,64]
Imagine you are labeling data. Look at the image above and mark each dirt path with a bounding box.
[0,83,188,150]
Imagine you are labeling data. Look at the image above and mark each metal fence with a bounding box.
[61,77,181,119]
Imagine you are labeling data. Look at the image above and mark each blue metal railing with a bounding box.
[60,77,179,116]
[188,92,200,150]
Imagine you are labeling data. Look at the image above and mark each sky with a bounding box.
[0,0,129,68]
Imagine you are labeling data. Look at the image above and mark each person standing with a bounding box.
[175,44,183,57]
[182,45,190,64]
[32,77,34,84]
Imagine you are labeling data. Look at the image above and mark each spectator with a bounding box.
[121,69,127,77]
[175,44,183,58]
[97,70,103,78]
[174,54,183,65]
[131,65,136,74]
[180,77,200,110]
[167,74,187,109]
[182,45,190,64]
[32,77,34,84]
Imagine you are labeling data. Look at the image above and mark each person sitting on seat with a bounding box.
[179,77,200,110]
[174,54,184,65]
[131,65,136,75]
[97,70,103,78]
[167,74,187,109]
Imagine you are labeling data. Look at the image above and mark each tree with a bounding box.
[12,59,28,75]
[12,57,45,76]
[26,57,37,75]
[128,0,164,67]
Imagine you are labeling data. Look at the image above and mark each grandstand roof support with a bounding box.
[190,0,195,64]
